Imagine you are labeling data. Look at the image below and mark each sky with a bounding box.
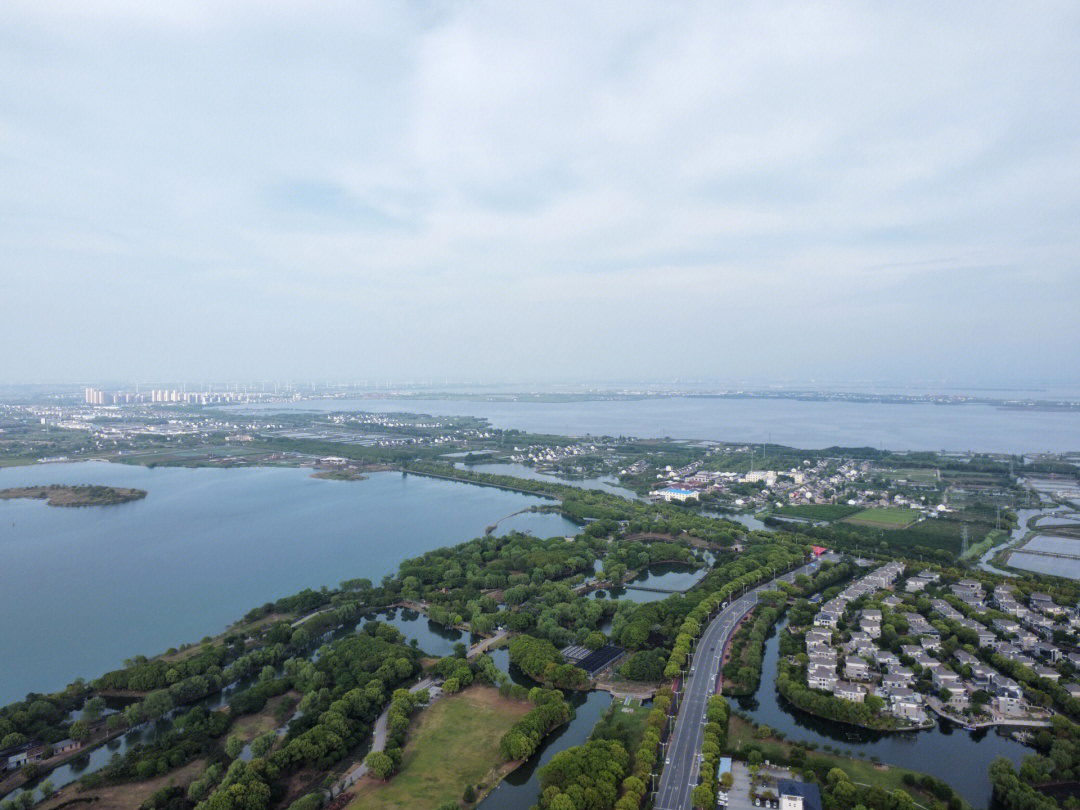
[2,2,1079,387]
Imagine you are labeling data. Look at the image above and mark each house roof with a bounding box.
[778,780,822,810]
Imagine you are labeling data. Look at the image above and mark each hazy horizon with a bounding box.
[4,2,1079,385]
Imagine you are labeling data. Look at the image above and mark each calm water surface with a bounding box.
[237,396,1080,454]
[0,462,579,704]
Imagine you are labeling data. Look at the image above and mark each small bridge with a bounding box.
[621,584,685,594]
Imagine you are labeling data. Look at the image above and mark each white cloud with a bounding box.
[1,1,1078,384]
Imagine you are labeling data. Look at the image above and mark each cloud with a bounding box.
[1,1,1078,384]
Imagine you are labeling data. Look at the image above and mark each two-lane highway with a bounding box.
[654,561,817,810]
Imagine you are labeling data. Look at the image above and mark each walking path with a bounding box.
[330,677,439,797]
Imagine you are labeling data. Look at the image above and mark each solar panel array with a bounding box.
[559,644,626,675]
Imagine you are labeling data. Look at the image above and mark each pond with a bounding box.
[361,608,470,659]
[736,617,1031,809]
[589,562,708,603]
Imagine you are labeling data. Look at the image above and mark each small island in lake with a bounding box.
[311,469,368,481]
[0,484,147,507]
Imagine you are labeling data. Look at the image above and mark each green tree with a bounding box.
[82,696,106,723]
[251,732,277,758]
[691,784,714,808]
[225,733,245,759]
[143,690,174,719]
[365,750,395,780]
[69,719,90,741]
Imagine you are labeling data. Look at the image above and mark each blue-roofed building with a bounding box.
[719,757,732,777]
[657,487,699,502]
[778,780,822,810]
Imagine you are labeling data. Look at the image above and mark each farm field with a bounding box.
[842,507,921,530]
[347,685,530,810]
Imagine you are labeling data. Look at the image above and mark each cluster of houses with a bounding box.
[649,458,865,509]
[931,580,1080,702]
[510,441,603,467]
[802,564,1080,728]
[802,562,925,720]
[645,453,954,514]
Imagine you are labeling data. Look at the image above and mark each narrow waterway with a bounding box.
[736,618,1031,809]
[978,505,1065,575]
[477,690,613,810]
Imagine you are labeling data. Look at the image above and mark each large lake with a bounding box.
[236,396,1080,454]
[0,462,580,704]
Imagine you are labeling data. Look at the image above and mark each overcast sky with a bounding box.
[2,2,1079,386]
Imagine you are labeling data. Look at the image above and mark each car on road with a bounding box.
[665,757,671,765]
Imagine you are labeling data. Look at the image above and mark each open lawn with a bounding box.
[890,468,940,483]
[590,697,652,763]
[842,507,920,530]
[347,685,531,810]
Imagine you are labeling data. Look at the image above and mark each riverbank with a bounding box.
[0,485,146,507]
[726,716,971,810]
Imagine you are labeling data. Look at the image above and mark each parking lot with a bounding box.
[724,762,793,810]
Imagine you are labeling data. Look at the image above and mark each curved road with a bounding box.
[654,561,817,810]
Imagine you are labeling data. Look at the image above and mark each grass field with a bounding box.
[842,507,921,530]
[890,468,940,483]
[348,686,531,810]
[590,697,652,759]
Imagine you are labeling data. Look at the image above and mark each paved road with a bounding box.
[468,629,509,658]
[654,561,816,810]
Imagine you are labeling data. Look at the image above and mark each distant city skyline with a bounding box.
[3,2,1079,385]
